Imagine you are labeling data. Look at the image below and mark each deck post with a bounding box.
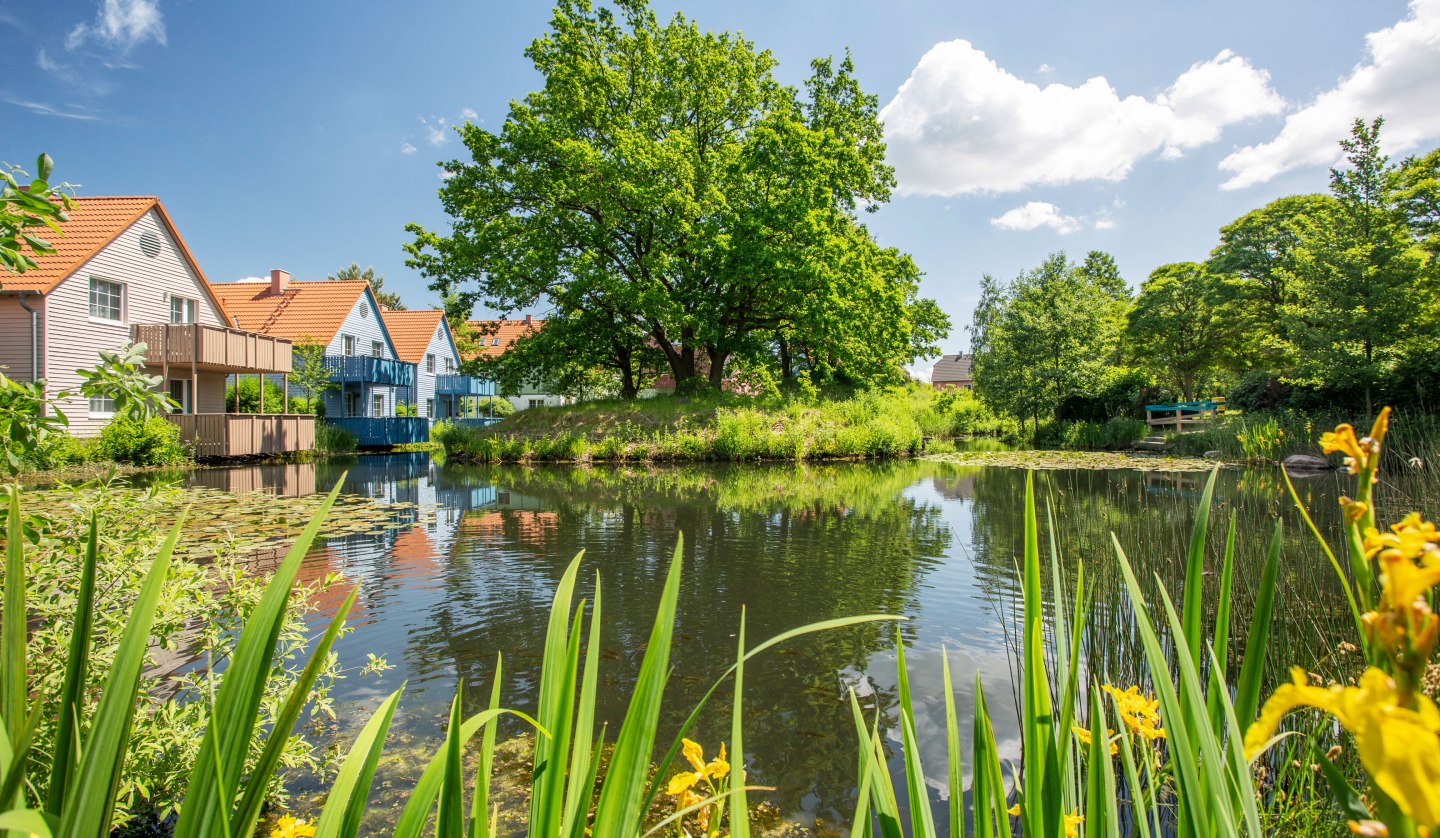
[258,373,264,414]
[161,324,169,407]
[191,325,199,417]
[283,373,289,414]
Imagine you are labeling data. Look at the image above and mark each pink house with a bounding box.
[0,196,313,456]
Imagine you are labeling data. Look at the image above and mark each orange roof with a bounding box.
[381,309,448,364]
[2,196,238,325]
[209,279,372,345]
[463,318,544,359]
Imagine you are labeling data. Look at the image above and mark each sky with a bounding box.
[7,0,1440,364]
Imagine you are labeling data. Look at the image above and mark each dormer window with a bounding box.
[343,335,355,356]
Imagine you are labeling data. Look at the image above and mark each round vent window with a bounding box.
[138,231,162,258]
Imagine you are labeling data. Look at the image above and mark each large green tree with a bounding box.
[1125,263,1235,400]
[328,263,405,310]
[970,252,1128,433]
[406,0,945,393]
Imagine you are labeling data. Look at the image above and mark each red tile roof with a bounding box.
[2,196,238,325]
[462,317,544,359]
[381,309,448,365]
[209,279,371,345]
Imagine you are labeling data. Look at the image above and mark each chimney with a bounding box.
[270,269,291,294]
[524,314,533,325]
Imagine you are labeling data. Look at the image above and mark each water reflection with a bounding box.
[163,454,1370,830]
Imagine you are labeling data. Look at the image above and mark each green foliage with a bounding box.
[97,416,188,466]
[407,0,946,393]
[1228,369,1291,413]
[1125,262,1238,400]
[76,342,174,422]
[329,263,404,310]
[224,377,299,414]
[291,340,337,413]
[0,371,67,474]
[0,153,74,277]
[1040,416,1147,451]
[316,422,358,454]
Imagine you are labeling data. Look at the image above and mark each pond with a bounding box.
[173,453,1380,831]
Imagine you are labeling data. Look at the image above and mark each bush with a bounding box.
[97,416,188,466]
[1229,370,1291,413]
[483,397,516,418]
[224,377,291,414]
[316,422,358,453]
[23,433,97,470]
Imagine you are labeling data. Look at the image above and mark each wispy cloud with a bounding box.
[460,107,479,121]
[66,0,166,52]
[0,10,30,33]
[400,142,417,155]
[991,201,1115,234]
[421,115,450,146]
[4,98,104,121]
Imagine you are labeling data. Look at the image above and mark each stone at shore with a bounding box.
[1283,454,1334,472]
[1203,450,1222,459]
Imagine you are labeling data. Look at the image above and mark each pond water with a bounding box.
[176,453,1379,831]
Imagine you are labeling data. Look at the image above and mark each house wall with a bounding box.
[0,295,44,383]
[42,208,228,437]
[321,291,404,419]
[417,320,462,419]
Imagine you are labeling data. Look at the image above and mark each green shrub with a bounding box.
[592,435,627,461]
[483,397,516,418]
[24,433,97,470]
[97,416,188,466]
[1229,370,1291,413]
[316,422,358,453]
[224,377,290,414]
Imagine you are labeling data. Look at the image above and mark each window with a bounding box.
[371,340,383,358]
[529,398,544,409]
[169,296,197,324]
[425,399,434,418]
[372,393,384,416]
[344,391,360,417]
[342,335,355,356]
[425,354,435,373]
[168,379,190,413]
[491,337,500,346]
[444,357,454,373]
[88,395,115,416]
[89,278,124,322]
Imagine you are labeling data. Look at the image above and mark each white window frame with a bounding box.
[342,335,355,356]
[88,395,116,417]
[169,296,198,324]
[371,340,383,358]
[444,357,454,373]
[425,398,434,418]
[529,398,544,409]
[372,392,384,416]
[88,277,125,324]
[426,354,436,374]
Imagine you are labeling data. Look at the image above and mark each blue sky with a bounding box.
[7,0,1439,361]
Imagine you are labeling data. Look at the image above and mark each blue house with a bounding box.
[209,270,427,446]
[380,309,496,424]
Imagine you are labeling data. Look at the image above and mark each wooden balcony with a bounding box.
[132,324,293,374]
[434,373,494,396]
[323,355,414,386]
[166,414,315,458]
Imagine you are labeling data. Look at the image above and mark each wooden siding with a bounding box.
[167,414,315,458]
[132,324,293,373]
[41,208,228,437]
[0,295,43,383]
[322,290,405,419]
[416,319,465,418]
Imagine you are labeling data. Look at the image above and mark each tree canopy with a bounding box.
[1125,263,1235,401]
[406,0,946,394]
[328,263,405,310]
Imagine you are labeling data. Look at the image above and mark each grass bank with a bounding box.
[437,386,1017,463]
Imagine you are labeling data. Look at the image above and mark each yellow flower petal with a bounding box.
[666,771,699,796]
[1007,803,1020,817]
[682,738,706,773]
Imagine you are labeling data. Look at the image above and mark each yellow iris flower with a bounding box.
[666,739,731,831]
[268,815,316,838]
[1320,409,1389,476]
[1072,724,1119,756]
[1102,684,1166,742]
[1245,666,1440,828]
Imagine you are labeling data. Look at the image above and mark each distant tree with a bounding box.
[290,339,336,415]
[407,0,945,392]
[1,153,73,280]
[329,262,405,310]
[970,252,1127,434]
[1394,146,1440,258]
[1126,263,1234,400]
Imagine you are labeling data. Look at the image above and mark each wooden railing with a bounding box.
[434,373,494,396]
[326,417,429,447]
[166,414,316,458]
[132,324,293,374]
[322,355,414,386]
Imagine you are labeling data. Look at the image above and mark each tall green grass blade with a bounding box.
[530,553,583,838]
[894,630,936,837]
[55,518,180,838]
[1111,706,1152,838]
[1205,511,1238,738]
[592,538,683,836]
[1020,471,1058,835]
[728,607,750,838]
[437,684,465,838]
[1234,520,1282,728]
[0,710,41,813]
[1281,467,1364,639]
[314,685,404,838]
[1208,649,1264,833]
[560,578,602,838]
[1082,684,1117,838]
[391,706,533,838]
[1314,751,1368,823]
[471,656,504,838]
[231,585,359,838]
[43,510,97,816]
[1182,467,1218,669]
[970,674,1009,838]
[941,651,961,838]
[174,477,347,838]
[1055,559,1087,801]
[2,488,27,794]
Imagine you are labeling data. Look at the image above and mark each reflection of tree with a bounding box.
[395,460,951,822]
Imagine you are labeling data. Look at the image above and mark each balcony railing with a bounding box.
[434,373,494,396]
[326,417,429,447]
[450,416,505,429]
[322,355,414,386]
[132,324,292,374]
[166,414,315,458]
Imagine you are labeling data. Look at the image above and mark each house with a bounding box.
[0,196,311,456]
[931,354,974,390]
[380,309,494,422]
[209,272,424,446]
[463,315,573,410]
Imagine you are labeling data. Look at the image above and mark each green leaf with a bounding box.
[2,487,28,806]
[43,510,99,816]
[314,685,406,838]
[437,684,465,838]
[1234,520,1283,730]
[529,553,583,838]
[893,628,936,837]
[728,607,750,838]
[1181,466,1219,668]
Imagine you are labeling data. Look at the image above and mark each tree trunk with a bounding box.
[707,348,729,392]
[778,335,793,384]
[1182,372,1194,402]
[655,330,699,394]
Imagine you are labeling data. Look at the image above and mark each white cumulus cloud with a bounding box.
[460,107,479,121]
[881,42,1283,195]
[1219,0,1440,189]
[990,202,1083,234]
[422,115,449,146]
[400,142,417,155]
[66,0,165,51]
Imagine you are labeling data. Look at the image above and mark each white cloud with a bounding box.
[1037,63,1054,74]
[460,107,479,121]
[66,0,165,52]
[1219,0,1440,189]
[1093,217,1117,231]
[421,115,449,146]
[909,363,933,384]
[4,97,103,121]
[880,42,1283,195]
[400,142,417,155]
[990,201,1083,234]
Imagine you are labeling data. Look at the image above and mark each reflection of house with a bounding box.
[457,510,560,546]
[189,462,318,497]
[464,315,572,411]
[210,272,426,447]
[930,354,974,390]
[381,309,493,422]
[930,474,978,500]
[0,197,311,455]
